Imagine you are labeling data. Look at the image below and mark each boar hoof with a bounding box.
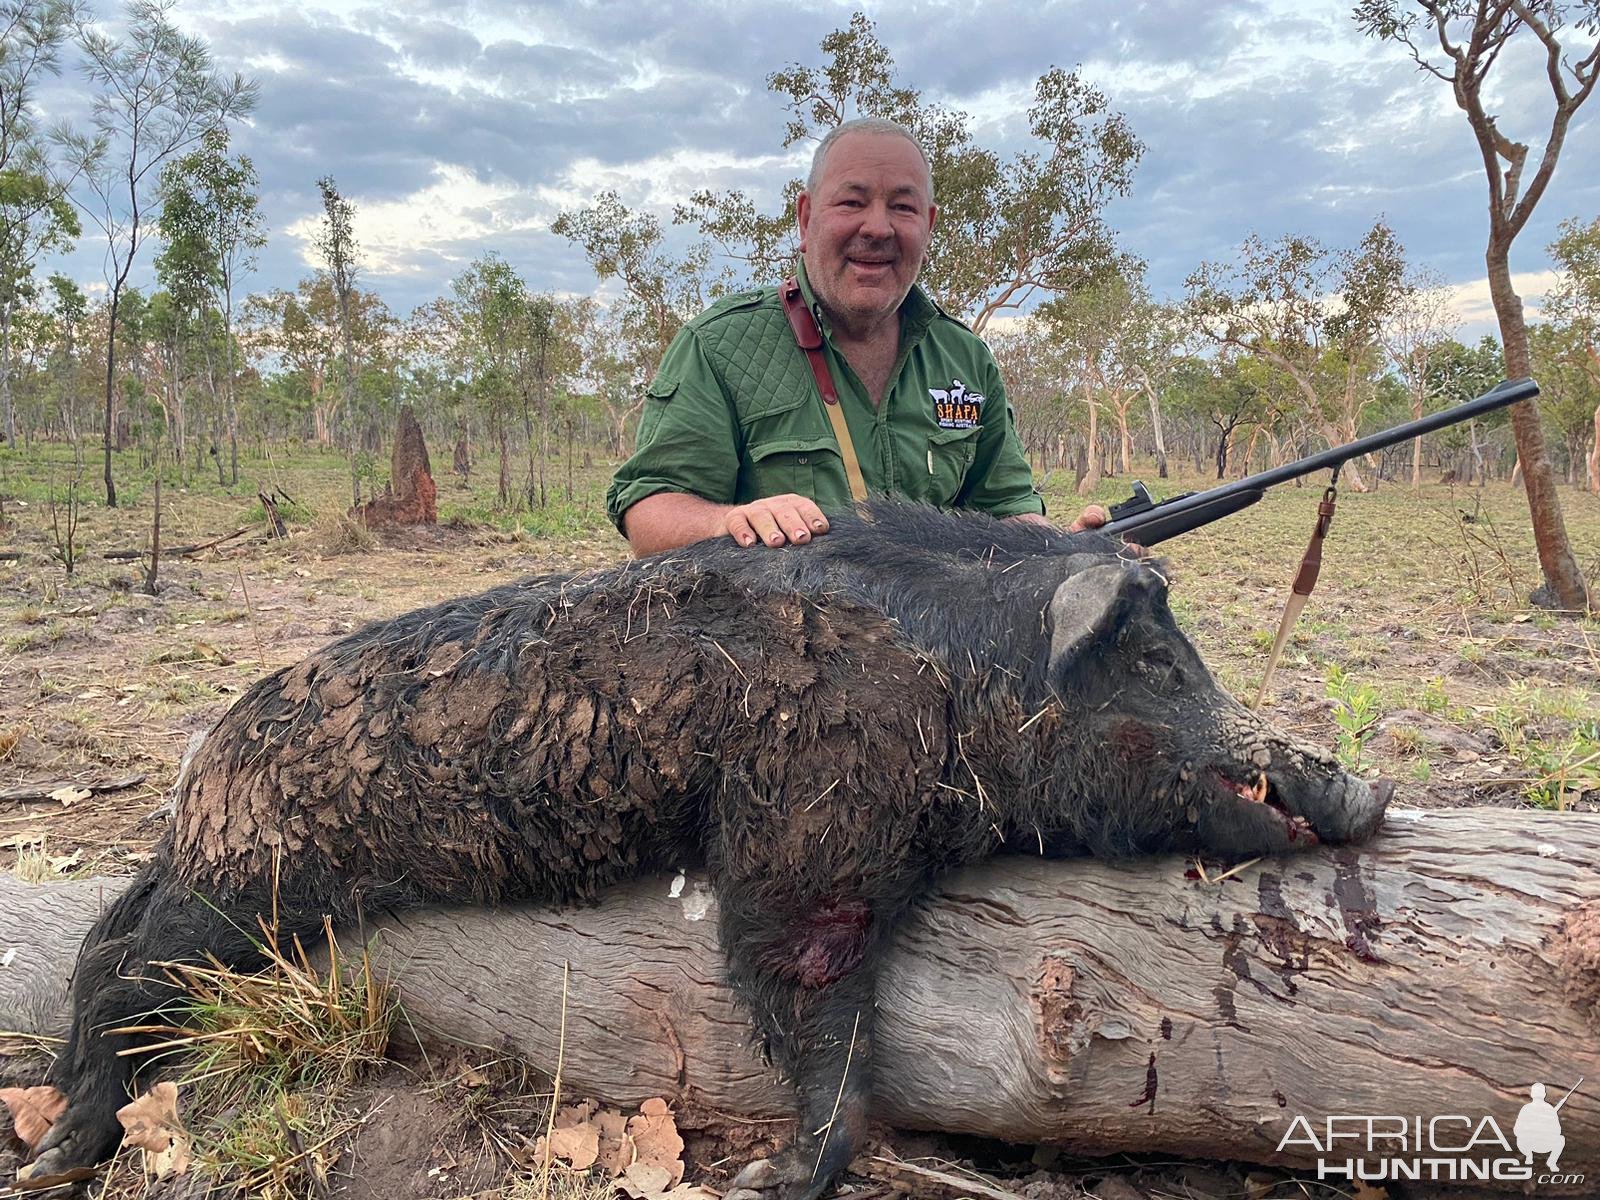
[26,1105,119,1179]
[724,1151,832,1200]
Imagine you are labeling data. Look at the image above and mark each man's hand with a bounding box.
[724,494,830,548]
[1069,504,1108,533]
[622,491,830,557]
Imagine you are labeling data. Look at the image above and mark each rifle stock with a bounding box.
[1098,377,1539,547]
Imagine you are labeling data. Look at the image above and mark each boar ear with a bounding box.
[1048,563,1158,670]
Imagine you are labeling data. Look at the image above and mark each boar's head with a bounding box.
[1042,554,1392,859]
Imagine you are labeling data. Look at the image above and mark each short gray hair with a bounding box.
[805,117,934,202]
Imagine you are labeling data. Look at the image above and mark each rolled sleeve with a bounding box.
[605,329,742,535]
[955,364,1044,518]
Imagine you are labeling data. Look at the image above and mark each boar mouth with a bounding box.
[1213,769,1319,846]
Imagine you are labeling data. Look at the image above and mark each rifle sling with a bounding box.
[780,277,868,503]
[1254,484,1338,710]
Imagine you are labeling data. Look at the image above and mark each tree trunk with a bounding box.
[3,809,1600,1192]
[1487,249,1592,609]
[0,305,16,448]
[497,412,510,507]
[1412,388,1425,489]
[1076,386,1098,496]
[1238,425,1262,478]
[1114,400,1132,475]
[222,292,239,487]
[1142,380,1169,479]
[203,337,225,487]
[1588,400,1599,494]
[101,281,123,507]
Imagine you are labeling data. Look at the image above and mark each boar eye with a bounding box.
[1143,645,1177,667]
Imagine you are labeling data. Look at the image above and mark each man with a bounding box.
[605,117,1104,555]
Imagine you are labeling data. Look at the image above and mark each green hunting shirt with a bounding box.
[605,263,1043,535]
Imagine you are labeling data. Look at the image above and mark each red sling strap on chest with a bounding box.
[779,277,868,502]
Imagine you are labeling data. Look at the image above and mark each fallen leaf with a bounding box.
[627,1097,685,1187]
[0,831,43,850]
[115,1081,191,1179]
[545,1123,599,1171]
[10,1164,100,1190]
[1351,1183,1389,1200]
[47,786,90,806]
[48,850,83,874]
[617,1161,673,1197]
[0,1085,66,1148]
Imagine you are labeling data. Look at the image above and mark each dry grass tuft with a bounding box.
[307,513,377,557]
[110,913,396,1199]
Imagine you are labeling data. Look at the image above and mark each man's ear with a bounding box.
[796,190,812,252]
[927,201,938,235]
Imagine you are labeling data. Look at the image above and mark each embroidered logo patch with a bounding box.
[929,379,985,429]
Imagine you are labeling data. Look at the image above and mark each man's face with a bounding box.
[797,132,937,336]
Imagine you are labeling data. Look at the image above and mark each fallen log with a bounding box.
[2,807,1598,1193]
[100,527,248,561]
[0,775,147,805]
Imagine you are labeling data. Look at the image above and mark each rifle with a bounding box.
[1100,377,1539,546]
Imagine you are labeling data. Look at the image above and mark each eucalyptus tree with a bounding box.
[314,175,362,502]
[1529,320,1600,485]
[451,254,526,506]
[75,0,254,505]
[1380,267,1460,486]
[1039,257,1152,491]
[0,0,98,447]
[512,291,557,509]
[1185,221,1414,491]
[552,191,708,384]
[1357,0,1597,608]
[1545,214,1600,490]
[158,127,263,483]
[42,271,84,442]
[674,11,1142,333]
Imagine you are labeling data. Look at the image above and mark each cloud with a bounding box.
[1445,270,1560,328]
[33,0,1598,335]
[284,164,535,276]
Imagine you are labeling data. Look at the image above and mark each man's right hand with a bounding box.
[621,491,831,557]
[723,493,830,548]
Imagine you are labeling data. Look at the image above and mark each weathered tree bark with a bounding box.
[5,809,1600,1192]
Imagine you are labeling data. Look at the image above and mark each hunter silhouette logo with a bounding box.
[1277,1077,1586,1186]
[929,379,985,429]
[1515,1080,1579,1171]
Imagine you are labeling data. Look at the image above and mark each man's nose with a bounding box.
[859,200,894,239]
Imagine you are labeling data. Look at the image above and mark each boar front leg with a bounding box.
[719,885,883,1200]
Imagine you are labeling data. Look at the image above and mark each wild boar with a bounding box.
[31,501,1390,1199]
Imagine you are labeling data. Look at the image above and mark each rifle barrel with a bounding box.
[1101,377,1539,541]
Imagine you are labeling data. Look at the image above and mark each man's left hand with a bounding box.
[1069,505,1107,533]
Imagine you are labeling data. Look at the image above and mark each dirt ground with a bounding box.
[1,446,1598,1199]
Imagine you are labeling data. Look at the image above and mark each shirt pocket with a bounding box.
[927,424,982,506]
[747,433,842,500]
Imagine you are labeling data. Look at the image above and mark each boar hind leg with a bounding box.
[720,890,884,1200]
[31,860,327,1176]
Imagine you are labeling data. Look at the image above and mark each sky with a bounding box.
[39,0,1600,340]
